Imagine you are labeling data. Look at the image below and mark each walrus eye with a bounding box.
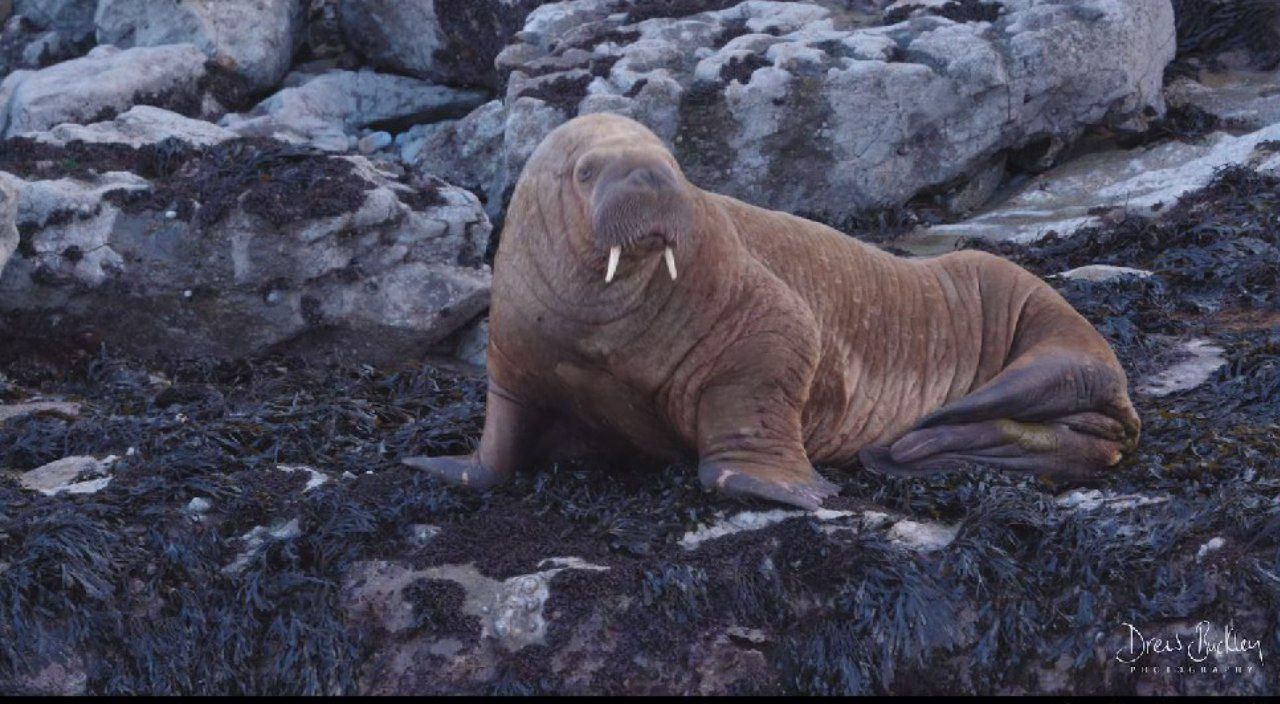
[577,166,593,182]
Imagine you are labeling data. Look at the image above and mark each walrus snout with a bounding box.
[581,151,691,284]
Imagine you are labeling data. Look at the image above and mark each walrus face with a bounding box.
[571,147,693,284]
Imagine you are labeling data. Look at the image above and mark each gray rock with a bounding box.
[399,99,506,213]
[337,0,550,88]
[344,556,609,653]
[1055,264,1154,283]
[222,69,487,152]
[906,121,1280,250]
[25,105,238,148]
[19,454,113,495]
[0,147,493,362]
[0,176,15,280]
[470,0,1175,221]
[0,399,80,424]
[95,0,308,92]
[0,43,209,137]
[14,0,95,42]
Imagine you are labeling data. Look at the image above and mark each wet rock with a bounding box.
[221,68,487,152]
[1137,338,1228,397]
[1166,69,1280,133]
[336,0,551,89]
[0,140,492,362]
[18,454,113,495]
[25,105,238,148]
[95,0,308,92]
[910,121,1280,248]
[14,0,95,43]
[472,0,1174,220]
[0,43,209,137]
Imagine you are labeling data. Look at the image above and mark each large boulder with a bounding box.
[0,43,211,137]
[336,0,551,89]
[222,69,488,152]
[0,131,492,361]
[95,0,308,93]
[432,0,1174,222]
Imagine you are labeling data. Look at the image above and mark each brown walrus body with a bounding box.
[404,114,1140,509]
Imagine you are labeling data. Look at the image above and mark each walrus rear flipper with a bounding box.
[859,349,1138,481]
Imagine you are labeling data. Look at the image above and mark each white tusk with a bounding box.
[605,245,621,283]
[664,246,677,280]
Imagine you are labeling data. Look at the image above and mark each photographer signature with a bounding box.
[1115,621,1265,665]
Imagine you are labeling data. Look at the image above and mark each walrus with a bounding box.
[403,113,1140,509]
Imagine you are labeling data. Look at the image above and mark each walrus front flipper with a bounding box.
[402,384,542,490]
[698,458,840,511]
[693,319,839,510]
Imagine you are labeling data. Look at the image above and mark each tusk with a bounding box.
[605,245,621,283]
[663,246,677,280]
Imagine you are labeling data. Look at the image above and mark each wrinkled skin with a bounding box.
[404,114,1141,509]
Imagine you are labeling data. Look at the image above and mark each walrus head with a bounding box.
[523,113,695,285]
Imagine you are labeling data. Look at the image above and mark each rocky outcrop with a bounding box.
[0,44,211,137]
[14,0,95,43]
[222,68,488,152]
[421,0,1174,222]
[0,135,492,361]
[336,0,551,89]
[94,0,308,92]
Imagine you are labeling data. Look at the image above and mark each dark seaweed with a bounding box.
[1,164,1278,694]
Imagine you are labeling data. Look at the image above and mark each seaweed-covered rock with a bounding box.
[0,43,210,137]
[336,0,552,89]
[457,0,1174,221]
[94,0,308,93]
[221,69,487,152]
[0,137,492,361]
